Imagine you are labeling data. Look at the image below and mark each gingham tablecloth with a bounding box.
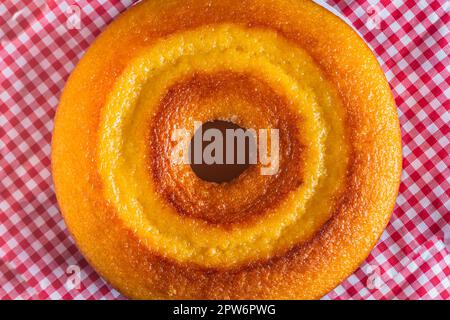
[0,0,449,300]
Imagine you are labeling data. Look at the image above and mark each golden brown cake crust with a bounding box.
[52,0,402,299]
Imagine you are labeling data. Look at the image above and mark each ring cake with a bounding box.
[52,0,402,299]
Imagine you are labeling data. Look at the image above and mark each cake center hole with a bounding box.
[189,120,253,183]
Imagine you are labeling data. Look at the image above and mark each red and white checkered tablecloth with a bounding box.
[0,0,448,300]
